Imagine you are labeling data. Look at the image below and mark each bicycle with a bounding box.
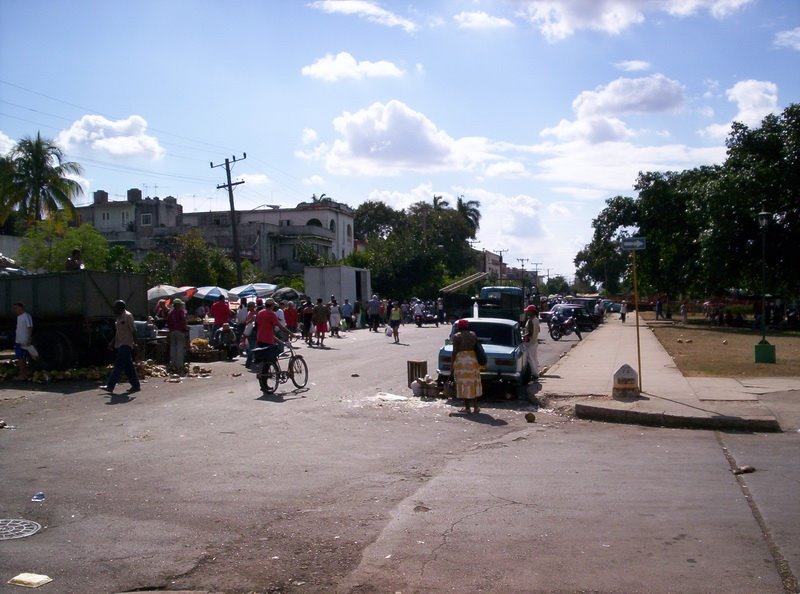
[251,340,308,394]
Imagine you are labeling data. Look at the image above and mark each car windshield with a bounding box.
[457,322,515,347]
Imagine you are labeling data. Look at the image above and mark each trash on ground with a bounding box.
[374,392,408,402]
[525,412,536,423]
[30,492,46,502]
[733,465,755,475]
[8,572,53,587]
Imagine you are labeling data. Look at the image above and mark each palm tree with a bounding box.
[456,195,481,237]
[432,194,449,210]
[4,132,83,225]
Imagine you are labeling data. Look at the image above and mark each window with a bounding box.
[329,220,336,232]
[101,212,110,221]
[141,213,152,226]
[280,220,292,227]
[307,218,322,227]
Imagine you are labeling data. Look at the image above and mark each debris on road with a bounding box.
[733,465,756,475]
[7,573,52,588]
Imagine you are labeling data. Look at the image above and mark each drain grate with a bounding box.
[0,519,42,540]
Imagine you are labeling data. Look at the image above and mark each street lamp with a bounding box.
[754,210,776,363]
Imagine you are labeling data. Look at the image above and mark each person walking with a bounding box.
[165,298,188,373]
[329,299,342,337]
[655,299,664,320]
[210,295,230,337]
[450,319,483,414]
[620,300,628,323]
[341,298,353,331]
[312,298,330,346]
[301,299,314,345]
[284,301,299,333]
[389,300,402,343]
[243,301,258,368]
[100,300,141,395]
[367,294,381,332]
[13,302,33,381]
[522,305,540,379]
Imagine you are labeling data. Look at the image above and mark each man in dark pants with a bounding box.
[100,300,141,395]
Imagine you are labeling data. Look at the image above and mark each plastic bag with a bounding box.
[243,321,254,337]
[385,326,393,337]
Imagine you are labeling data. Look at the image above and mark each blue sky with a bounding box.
[2,0,798,281]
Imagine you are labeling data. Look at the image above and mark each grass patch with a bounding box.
[648,315,800,377]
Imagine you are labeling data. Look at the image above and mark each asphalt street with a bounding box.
[0,322,797,594]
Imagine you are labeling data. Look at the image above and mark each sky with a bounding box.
[1,0,798,281]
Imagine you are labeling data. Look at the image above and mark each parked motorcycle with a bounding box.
[549,316,581,341]
[415,308,439,327]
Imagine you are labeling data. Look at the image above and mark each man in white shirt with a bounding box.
[13,302,33,381]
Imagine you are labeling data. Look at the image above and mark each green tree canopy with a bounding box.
[17,216,108,272]
[575,104,800,298]
[1,132,83,226]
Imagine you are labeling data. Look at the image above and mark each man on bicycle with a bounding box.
[255,298,294,356]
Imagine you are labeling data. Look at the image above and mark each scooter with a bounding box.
[549,316,581,341]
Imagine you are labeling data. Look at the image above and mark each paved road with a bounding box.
[0,323,796,594]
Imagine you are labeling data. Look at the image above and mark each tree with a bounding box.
[106,245,137,273]
[17,216,108,272]
[432,194,449,210]
[2,132,84,226]
[137,251,172,287]
[354,201,405,241]
[574,196,637,294]
[172,229,236,287]
[455,195,481,237]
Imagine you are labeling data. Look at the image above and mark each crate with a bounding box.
[190,349,221,362]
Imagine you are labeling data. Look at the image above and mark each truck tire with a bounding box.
[33,331,76,370]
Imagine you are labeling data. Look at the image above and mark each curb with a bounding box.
[574,403,782,433]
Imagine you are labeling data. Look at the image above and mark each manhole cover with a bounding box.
[0,519,42,540]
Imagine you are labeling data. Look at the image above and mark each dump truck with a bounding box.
[0,271,148,369]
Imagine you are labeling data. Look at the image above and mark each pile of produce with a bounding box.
[190,338,210,352]
[0,358,208,384]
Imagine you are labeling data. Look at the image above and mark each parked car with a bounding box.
[606,302,622,313]
[547,303,598,332]
[436,317,531,386]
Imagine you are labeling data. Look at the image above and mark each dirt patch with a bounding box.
[651,324,800,377]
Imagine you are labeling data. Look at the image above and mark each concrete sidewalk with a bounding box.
[539,314,798,432]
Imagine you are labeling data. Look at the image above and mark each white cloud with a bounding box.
[302,128,318,144]
[308,0,417,32]
[532,139,726,198]
[0,130,15,155]
[483,160,530,178]
[699,79,778,139]
[301,52,404,81]
[238,173,271,185]
[614,60,650,71]
[774,26,800,50]
[541,116,635,143]
[303,174,325,186]
[573,74,684,118]
[454,11,514,29]
[726,79,778,125]
[367,182,438,210]
[56,115,165,159]
[548,202,572,217]
[518,0,753,42]
[314,100,501,175]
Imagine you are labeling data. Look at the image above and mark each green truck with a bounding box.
[0,271,148,369]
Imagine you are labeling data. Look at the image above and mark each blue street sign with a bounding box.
[621,237,646,250]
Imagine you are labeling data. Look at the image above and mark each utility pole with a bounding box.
[516,258,529,295]
[211,153,247,285]
[495,249,508,282]
[531,261,542,287]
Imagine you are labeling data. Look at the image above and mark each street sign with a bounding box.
[621,237,646,250]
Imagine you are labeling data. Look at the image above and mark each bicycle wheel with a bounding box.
[288,355,308,389]
[258,361,280,393]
